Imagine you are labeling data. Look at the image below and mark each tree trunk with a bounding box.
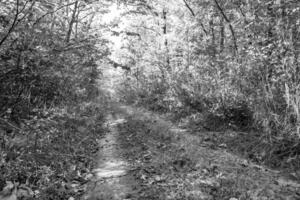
[65,0,79,43]
[75,4,80,40]
[162,8,170,71]
[210,18,216,58]
[213,0,237,55]
[219,17,225,53]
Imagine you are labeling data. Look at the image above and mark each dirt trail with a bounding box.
[83,113,138,200]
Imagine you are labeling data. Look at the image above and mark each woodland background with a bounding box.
[0,0,299,199]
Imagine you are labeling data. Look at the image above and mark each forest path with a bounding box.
[84,104,300,200]
[83,111,140,200]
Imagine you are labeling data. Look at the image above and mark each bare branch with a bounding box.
[0,118,22,131]
[183,0,195,16]
[182,0,208,36]
[0,0,20,47]
[213,0,238,52]
[200,23,208,36]
[33,2,77,26]
[18,1,36,23]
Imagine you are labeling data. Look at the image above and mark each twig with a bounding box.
[33,0,100,27]
[0,118,22,131]
[76,135,92,147]
[17,1,36,23]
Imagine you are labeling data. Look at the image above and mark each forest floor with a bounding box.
[83,103,300,200]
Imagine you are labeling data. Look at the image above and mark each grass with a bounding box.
[113,105,300,200]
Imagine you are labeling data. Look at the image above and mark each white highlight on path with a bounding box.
[93,160,127,178]
[93,116,128,180]
[108,118,127,126]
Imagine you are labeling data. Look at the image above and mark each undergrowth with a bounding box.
[115,107,300,200]
[118,81,300,176]
[0,100,107,199]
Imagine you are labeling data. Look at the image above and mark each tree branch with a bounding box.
[0,0,20,47]
[183,0,195,16]
[18,1,36,22]
[213,0,238,52]
[33,2,77,26]
[0,118,22,131]
[0,0,36,48]
[65,1,79,43]
[182,0,208,36]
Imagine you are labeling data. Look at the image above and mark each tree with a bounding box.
[0,0,110,121]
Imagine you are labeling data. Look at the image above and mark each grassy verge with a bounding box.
[115,107,300,200]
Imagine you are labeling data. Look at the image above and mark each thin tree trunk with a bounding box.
[186,27,191,69]
[219,17,225,53]
[210,18,216,58]
[213,0,238,54]
[66,0,70,17]
[75,6,80,40]
[162,8,170,71]
[65,0,79,43]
